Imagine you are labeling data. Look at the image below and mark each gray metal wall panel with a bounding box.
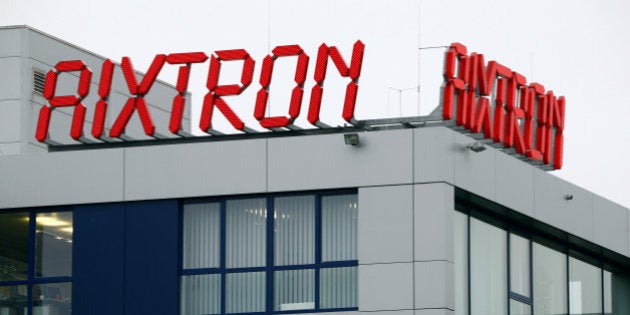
[0,148,124,208]
[0,57,22,100]
[358,262,414,311]
[0,27,22,56]
[0,100,22,142]
[453,131,496,201]
[123,139,267,201]
[593,195,629,256]
[534,168,595,242]
[414,183,454,262]
[414,260,454,310]
[358,185,413,264]
[413,127,455,184]
[268,129,413,192]
[494,149,535,217]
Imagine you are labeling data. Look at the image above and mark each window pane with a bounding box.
[604,270,612,314]
[180,274,220,315]
[36,212,73,278]
[0,285,27,315]
[226,198,266,268]
[470,218,507,315]
[510,233,531,297]
[226,272,265,313]
[510,299,532,315]
[322,194,357,262]
[32,282,71,315]
[569,257,602,315]
[320,267,357,309]
[533,242,567,315]
[454,211,468,315]
[274,196,315,265]
[183,203,220,269]
[0,212,29,282]
[274,269,314,311]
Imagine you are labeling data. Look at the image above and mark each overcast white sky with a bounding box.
[2,0,629,208]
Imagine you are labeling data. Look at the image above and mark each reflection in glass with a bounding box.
[470,218,507,315]
[180,274,220,315]
[320,267,357,309]
[510,299,532,315]
[226,199,266,268]
[32,282,71,315]
[226,272,265,313]
[36,212,73,278]
[0,212,29,282]
[604,270,612,314]
[569,257,602,315]
[453,211,468,315]
[533,243,567,315]
[274,196,315,266]
[510,233,531,297]
[183,203,220,269]
[274,269,314,311]
[0,285,27,315]
[322,194,357,262]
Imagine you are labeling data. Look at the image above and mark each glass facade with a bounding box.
[0,210,72,315]
[455,209,630,315]
[180,191,358,315]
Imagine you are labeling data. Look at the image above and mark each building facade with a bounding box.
[0,26,629,315]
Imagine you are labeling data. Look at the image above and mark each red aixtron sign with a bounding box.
[441,43,565,170]
[35,41,365,142]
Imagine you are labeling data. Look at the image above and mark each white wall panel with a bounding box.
[268,129,413,192]
[413,127,455,184]
[534,169,594,242]
[358,185,413,264]
[414,183,454,262]
[0,27,22,56]
[414,261,454,310]
[453,132,496,201]
[123,139,267,200]
[359,263,414,311]
[495,150,535,217]
[0,148,124,208]
[592,195,629,255]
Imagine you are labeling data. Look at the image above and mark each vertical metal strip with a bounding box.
[266,197,274,313]
[314,193,322,309]
[220,201,226,315]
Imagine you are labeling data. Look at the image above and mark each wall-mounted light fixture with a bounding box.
[344,133,360,146]
[467,141,486,153]
[564,194,574,201]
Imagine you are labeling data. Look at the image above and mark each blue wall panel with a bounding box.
[124,199,179,315]
[73,203,125,315]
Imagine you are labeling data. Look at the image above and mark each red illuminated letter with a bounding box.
[308,40,364,127]
[166,52,209,134]
[91,59,114,139]
[36,60,92,142]
[109,55,166,138]
[199,49,255,134]
[254,45,309,129]
[442,43,468,121]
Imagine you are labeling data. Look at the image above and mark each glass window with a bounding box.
[569,257,602,315]
[453,211,468,315]
[510,299,532,315]
[181,192,358,314]
[226,272,265,313]
[32,282,71,315]
[604,270,612,315]
[226,198,267,268]
[35,212,73,278]
[274,196,315,266]
[320,266,357,309]
[274,269,314,311]
[0,212,29,282]
[533,242,568,315]
[183,202,221,269]
[470,217,507,315]
[0,285,27,315]
[510,233,530,298]
[322,194,357,262]
[180,274,220,315]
